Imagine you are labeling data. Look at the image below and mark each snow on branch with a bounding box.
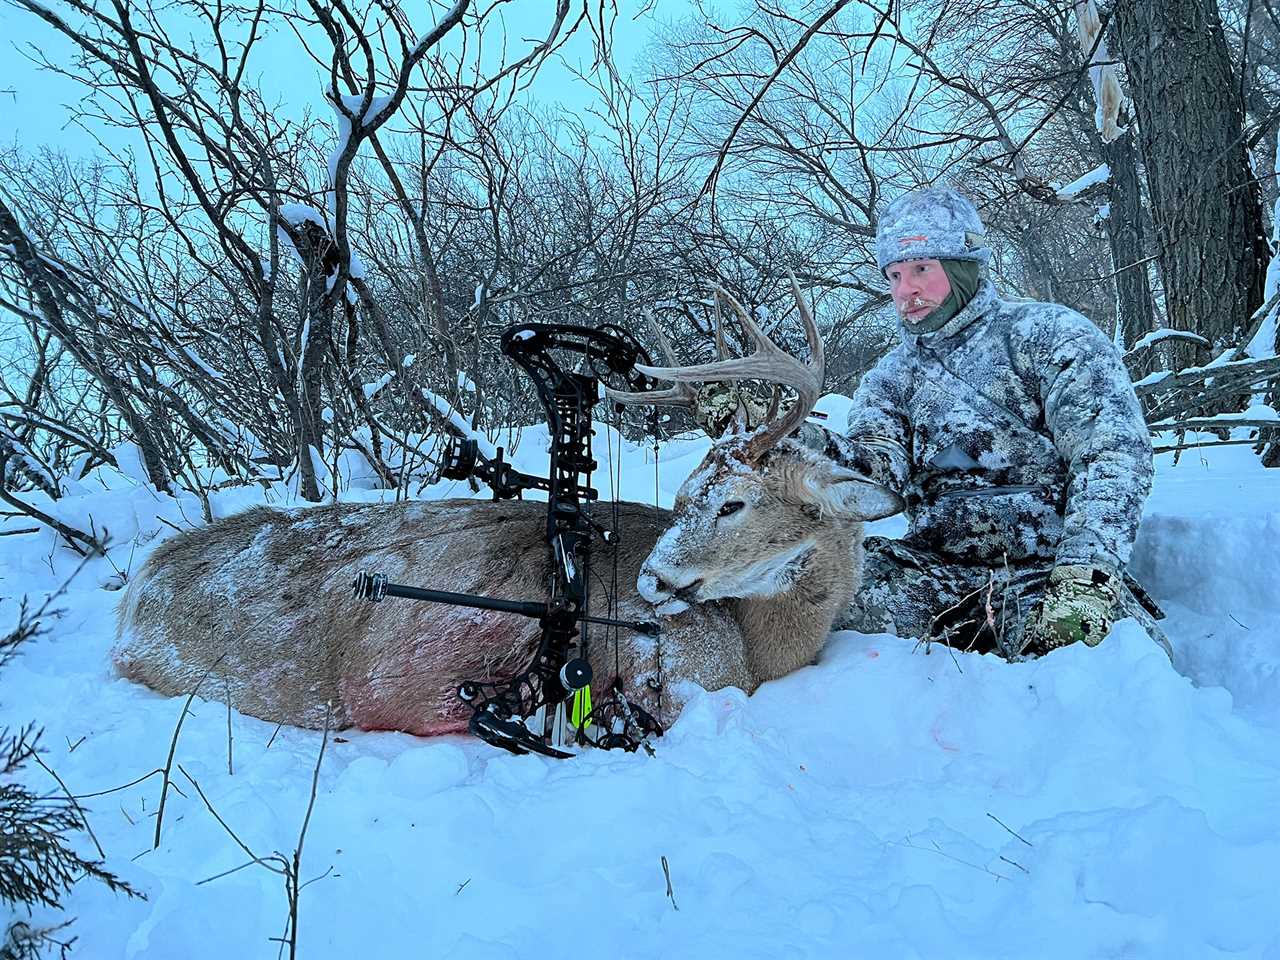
[326,89,394,206]
[0,422,60,498]
[1149,410,1280,432]
[416,385,497,461]
[1056,163,1110,201]
[412,0,469,59]
[275,202,329,268]
[1247,134,1280,363]
[1124,327,1209,359]
[1134,354,1280,396]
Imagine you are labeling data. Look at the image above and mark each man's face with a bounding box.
[886,258,952,322]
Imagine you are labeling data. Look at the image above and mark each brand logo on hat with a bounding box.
[899,235,928,245]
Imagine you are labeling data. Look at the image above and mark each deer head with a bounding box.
[610,275,903,616]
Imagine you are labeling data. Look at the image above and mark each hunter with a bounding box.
[703,186,1163,658]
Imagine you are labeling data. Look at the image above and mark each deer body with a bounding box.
[113,447,894,736]
[114,498,744,734]
[114,277,903,740]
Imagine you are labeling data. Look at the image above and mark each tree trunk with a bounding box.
[293,222,335,503]
[1100,126,1158,361]
[1112,0,1268,370]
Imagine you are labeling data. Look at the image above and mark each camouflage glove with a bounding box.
[1022,564,1122,654]
[693,382,774,436]
[795,421,829,452]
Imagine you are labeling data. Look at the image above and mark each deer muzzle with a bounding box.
[638,562,705,616]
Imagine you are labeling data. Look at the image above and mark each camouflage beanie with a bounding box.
[875,186,991,272]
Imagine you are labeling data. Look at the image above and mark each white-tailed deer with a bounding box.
[114,278,901,739]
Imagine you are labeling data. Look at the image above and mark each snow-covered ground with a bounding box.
[2,409,1278,959]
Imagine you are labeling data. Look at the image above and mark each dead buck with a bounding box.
[113,279,901,738]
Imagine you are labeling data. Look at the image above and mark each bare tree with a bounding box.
[0,0,630,512]
[1112,0,1270,365]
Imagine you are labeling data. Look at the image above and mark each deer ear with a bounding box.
[824,467,904,521]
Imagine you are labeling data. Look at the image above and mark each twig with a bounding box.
[1153,437,1272,454]
[154,654,226,849]
[32,752,105,859]
[155,516,186,535]
[660,855,679,911]
[178,763,287,876]
[895,833,1014,882]
[285,702,332,960]
[225,677,234,776]
[49,767,163,801]
[987,812,1033,847]
[298,865,334,892]
[196,858,260,886]
[701,1,853,204]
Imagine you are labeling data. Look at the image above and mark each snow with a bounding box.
[362,372,394,400]
[325,89,392,216]
[0,421,59,494]
[1055,162,1110,201]
[278,202,328,231]
[416,385,498,462]
[297,317,311,372]
[2,406,1279,957]
[1129,327,1209,353]
[413,0,467,58]
[161,340,223,382]
[1244,127,1279,364]
[1235,133,1280,428]
[1153,403,1280,428]
[275,203,328,269]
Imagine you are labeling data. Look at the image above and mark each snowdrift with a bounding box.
[1,431,1277,959]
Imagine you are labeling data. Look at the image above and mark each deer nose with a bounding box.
[639,563,703,604]
[638,568,669,603]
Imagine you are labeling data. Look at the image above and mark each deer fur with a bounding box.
[112,435,900,736]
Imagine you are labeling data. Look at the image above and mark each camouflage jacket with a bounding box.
[820,280,1153,570]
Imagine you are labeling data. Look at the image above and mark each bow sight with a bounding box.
[353,321,664,759]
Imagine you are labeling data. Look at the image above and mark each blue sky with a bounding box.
[0,2,695,158]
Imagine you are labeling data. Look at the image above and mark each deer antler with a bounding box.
[621,272,824,461]
[604,308,702,410]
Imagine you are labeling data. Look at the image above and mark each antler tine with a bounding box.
[603,307,699,410]
[743,270,826,460]
[643,306,681,366]
[604,382,700,408]
[713,294,731,360]
[631,274,824,459]
[608,281,825,454]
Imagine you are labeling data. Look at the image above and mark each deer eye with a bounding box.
[717,500,745,518]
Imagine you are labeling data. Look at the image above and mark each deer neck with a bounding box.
[731,525,862,683]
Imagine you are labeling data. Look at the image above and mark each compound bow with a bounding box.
[354,321,666,759]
